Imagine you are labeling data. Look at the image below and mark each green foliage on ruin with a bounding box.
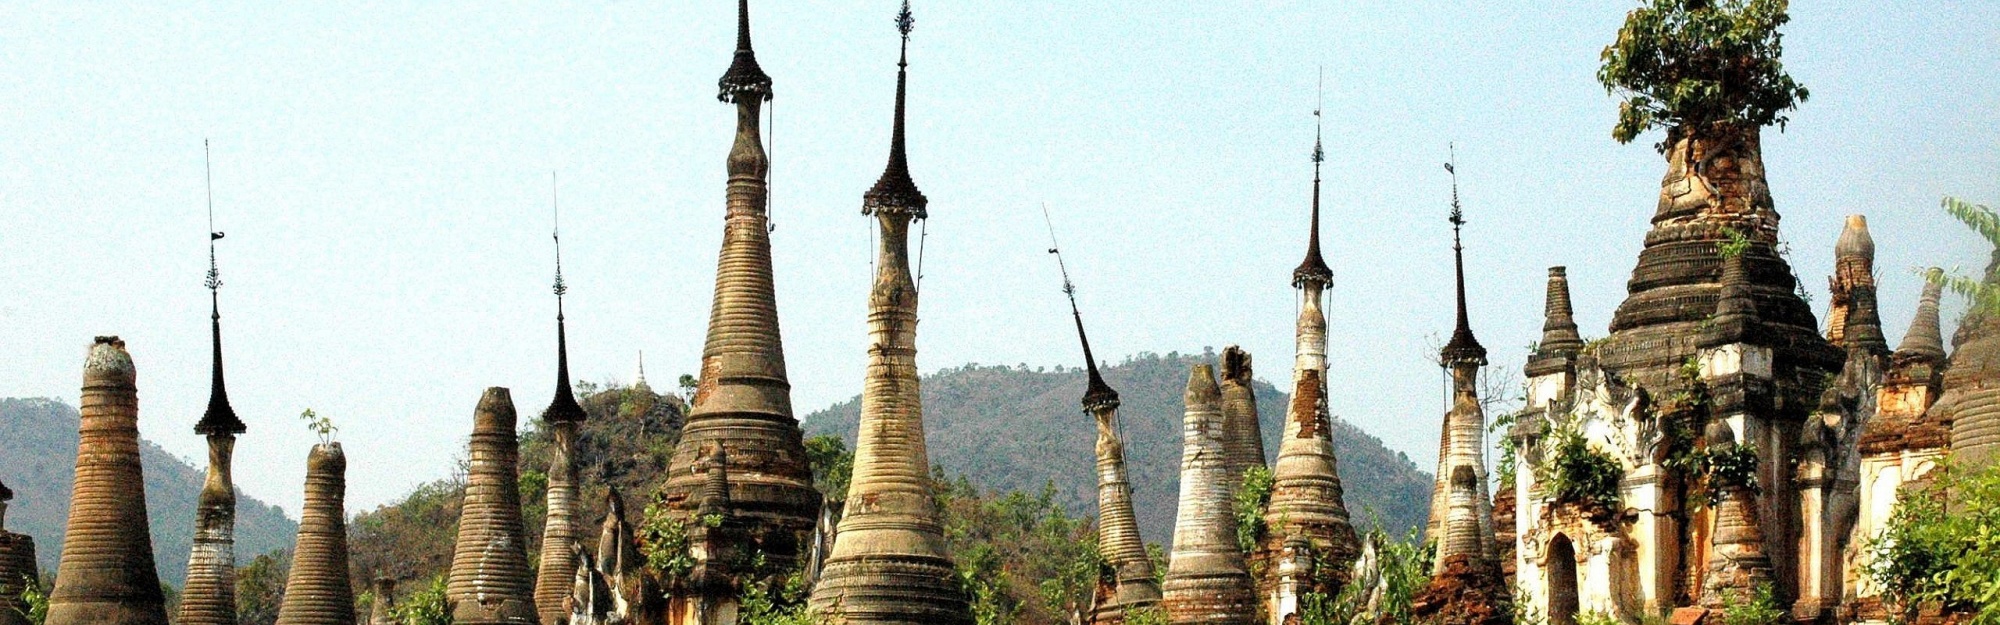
[1123,605,1169,625]
[734,551,816,625]
[1295,528,1434,625]
[13,573,48,625]
[298,408,337,444]
[1537,426,1624,518]
[1491,409,1524,490]
[1598,0,1808,146]
[1718,226,1753,259]
[1717,583,1787,625]
[1235,465,1276,554]
[387,574,451,625]
[936,471,1102,625]
[1868,459,2000,624]
[635,502,717,585]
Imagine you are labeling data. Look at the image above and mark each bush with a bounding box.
[1719,584,1786,625]
[1236,465,1276,554]
[1868,459,2000,624]
[387,575,449,625]
[1538,426,1624,517]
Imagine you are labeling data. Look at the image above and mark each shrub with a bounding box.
[1235,465,1276,554]
[1868,459,2000,624]
[1538,426,1624,517]
[1598,0,1809,146]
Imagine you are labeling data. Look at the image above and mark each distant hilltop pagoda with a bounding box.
[655,2,820,620]
[806,4,973,621]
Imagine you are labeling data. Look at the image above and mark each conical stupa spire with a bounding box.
[1041,208,1160,619]
[660,0,818,596]
[273,443,355,625]
[181,142,245,625]
[1539,267,1584,354]
[1219,346,1265,486]
[1704,247,1760,347]
[1439,151,1486,365]
[47,338,169,625]
[1895,271,1947,362]
[535,176,587,625]
[808,6,970,621]
[1293,93,1332,288]
[1257,104,1360,612]
[717,0,772,103]
[447,389,537,625]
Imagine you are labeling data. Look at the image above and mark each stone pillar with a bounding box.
[1258,279,1359,613]
[274,443,356,625]
[46,337,168,625]
[447,389,539,625]
[1162,365,1257,625]
[370,578,397,625]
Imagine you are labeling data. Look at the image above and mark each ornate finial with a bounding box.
[1439,145,1486,366]
[718,0,773,102]
[636,351,648,386]
[544,172,586,425]
[197,140,245,436]
[862,0,927,218]
[1292,74,1334,288]
[1042,204,1119,410]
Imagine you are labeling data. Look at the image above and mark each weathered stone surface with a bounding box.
[1408,554,1509,625]
[1942,252,2000,468]
[534,422,581,625]
[1219,346,1266,489]
[656,4,818,602]
[1257,273,1359,612]
[369,578,397,625]
[46,337,168,625]
[1163,366,1257,625]
[175,434,239,625]
[447,389,539,625]
[274,443,355,625]
[1077,315,1160,623]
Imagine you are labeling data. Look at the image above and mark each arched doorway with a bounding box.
[1548,533,1580,625]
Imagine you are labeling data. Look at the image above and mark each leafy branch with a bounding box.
[299,408,337,445]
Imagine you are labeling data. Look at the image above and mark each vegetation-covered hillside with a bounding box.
[0,397,299,585]
[801,351,1434,541]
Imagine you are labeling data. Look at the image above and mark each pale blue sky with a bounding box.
[3,1,1996,518]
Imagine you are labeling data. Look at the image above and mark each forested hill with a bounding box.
[801,350,1434,543]
[0,397,299,585]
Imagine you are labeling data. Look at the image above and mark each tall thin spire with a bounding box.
[543,173,585,426]
[808,5,970,621]
[1293,72,1332,288]
[1439,147,1486,365]
[536,174,586,625]
[862,0,927,219]
[1041,204,1116,408]
[718,0,772,103]
[197,140,244,436]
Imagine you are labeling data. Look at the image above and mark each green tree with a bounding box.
[235,550,289,625]
[387,575,450,625]
[804,435,854,501]
[1932,194,2000,313]
[1598,0,1808,147]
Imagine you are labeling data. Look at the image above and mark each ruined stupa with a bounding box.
[656,4,820,613]
[806,5,972,621]
[179,188,249,625]
[1219,346,1266,489]
[273,443,356,625]
[534,186,590,625]
[1162,365,1258,625]
[0,478,36,625]
[1049,247,1162,623]
[1409,169,1507,625]
[45,337,169,625]
[447,389,539,625]
[1255,119,1359,621]
[369,578,398,625]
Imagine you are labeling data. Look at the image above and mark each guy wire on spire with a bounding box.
[205,139,224,296]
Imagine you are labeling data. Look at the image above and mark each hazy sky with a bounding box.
[3,1,1996,519]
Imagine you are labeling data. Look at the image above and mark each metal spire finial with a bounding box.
[196,140,245,435]
[718,0,773,102]
[1439,144,1485,365]
[1293,72,1333,288]
[862,0,927,218]
[542,171,587,425]
[1041,204,1118,410]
